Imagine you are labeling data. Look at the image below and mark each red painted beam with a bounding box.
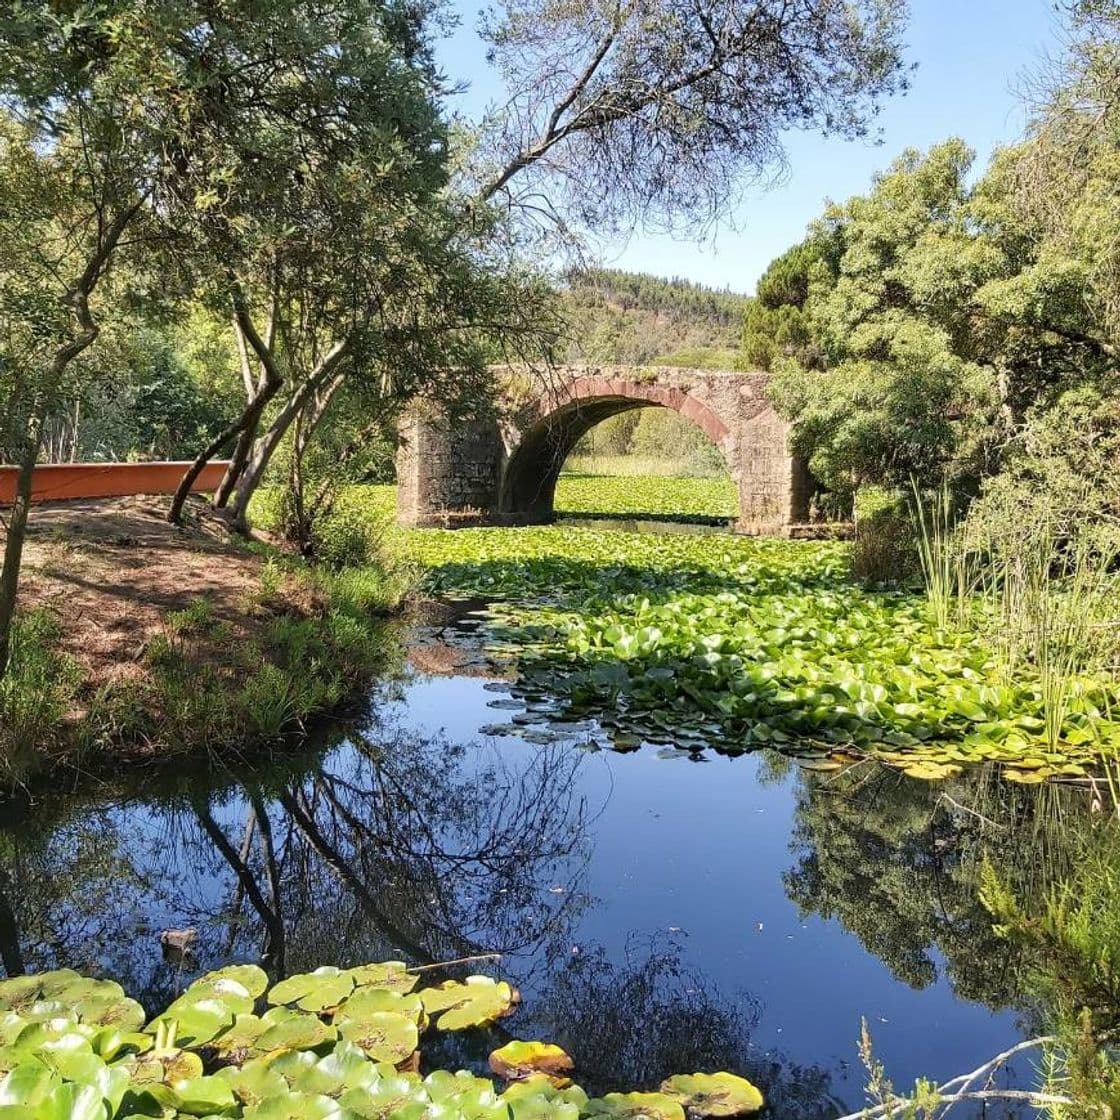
[0,461,232,505]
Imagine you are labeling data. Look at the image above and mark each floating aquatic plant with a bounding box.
[0,965,766,1120]
[402,524,1120,782]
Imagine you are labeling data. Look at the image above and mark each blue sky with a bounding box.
[437,0,1064,292]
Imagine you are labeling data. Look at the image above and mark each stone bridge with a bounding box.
[396,366,812,534]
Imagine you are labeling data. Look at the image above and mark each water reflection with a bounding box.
[0,667,1096,1113]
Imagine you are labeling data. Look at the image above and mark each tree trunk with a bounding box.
[225,342,350,531]
[169,288,284,526]
[212,424,258,510]
[0,406,46,679]
[167,387,278,525]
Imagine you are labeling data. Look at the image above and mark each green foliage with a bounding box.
[568,410,727,478]
[647,348,743,370]
[558,269,748,365]
[755,242,819,311]
[981,832,1120,1115]
[849,487,919,584]
[554,476,737,523]
[0,611,79,777]
[82,561,403,762]
[739,300,812,372]
[0,964,764,1120]
[401,518,1120,776]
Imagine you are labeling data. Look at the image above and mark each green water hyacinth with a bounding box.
[402,525,1120,780]
[0,966,765,1119]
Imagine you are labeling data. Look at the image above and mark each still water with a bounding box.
[0,609,1080,1116]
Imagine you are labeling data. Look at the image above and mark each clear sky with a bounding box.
[436,0,1065,293]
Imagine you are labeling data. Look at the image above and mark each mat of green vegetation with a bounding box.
[402,523,1119,781]
[554,474,737,522]
[0,963,764,1120]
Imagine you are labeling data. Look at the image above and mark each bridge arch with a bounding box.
[396,365,811,534]
[500,376,735,520]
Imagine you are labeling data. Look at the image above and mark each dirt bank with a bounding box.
[1,496,397,785]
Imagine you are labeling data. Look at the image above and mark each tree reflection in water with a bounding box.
[782,762,1089,1022]
[13,706,1095,1112]
[0,718,841,1108]
[0,724,594,1003]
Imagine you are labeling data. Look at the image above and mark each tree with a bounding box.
[0,95,147,678]
[471,0,910,240]
[768,1,1120,508]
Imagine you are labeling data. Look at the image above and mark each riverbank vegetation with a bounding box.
[0,497,406,786]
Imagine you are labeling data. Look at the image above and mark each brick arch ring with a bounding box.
[499,376,736,520]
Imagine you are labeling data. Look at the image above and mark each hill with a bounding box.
[559,267,748,368]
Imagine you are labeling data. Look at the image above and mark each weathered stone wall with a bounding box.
[396,408,506,527]
[396,365,810,534]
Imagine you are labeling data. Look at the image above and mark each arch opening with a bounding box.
[500,384,738,525]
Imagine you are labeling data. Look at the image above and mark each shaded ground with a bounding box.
[10,495,280,690]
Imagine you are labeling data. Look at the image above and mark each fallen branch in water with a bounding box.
[406,953,503,974]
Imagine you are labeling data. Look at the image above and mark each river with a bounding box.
[0,598,1083,1117]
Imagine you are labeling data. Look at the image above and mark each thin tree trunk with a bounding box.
[166,393,276,525]
[213,313,273,509]
[225,341,350,531]
[169,287,284,526]
[0,411,44,678]
[0,198,141,679]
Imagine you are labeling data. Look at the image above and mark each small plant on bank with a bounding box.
[0,611,79,780]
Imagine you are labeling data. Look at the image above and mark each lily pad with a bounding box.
[584,1091,686,1120]
[501,1075,588,1120]
[345,963,417,996]
[268,968,356,1014]
[243,1090,345,1119]
[149,997,234,1047]
[196,965,270,1001]
[418,977,518,1031]
[660,1073,765,1116]
[489,1041,573,1083]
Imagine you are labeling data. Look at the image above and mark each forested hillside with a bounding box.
[559,267,749,367]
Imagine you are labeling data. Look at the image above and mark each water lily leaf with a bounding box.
[489,1042,573,1084]
[0,1063,57,1107]
[418,977,517,1031]
[171,1074,240,1117]
[34,1080,106,1120]
[243,1090,344,1119]
[340,1086,426,1120]
[210,1014,270,1059]
[177,976,257,1017]
[900,761,961,781]
[268,969,355,1013]
[584,1091,686,1120]
[334,1011,418,1064]
[211,1006,338,1061]
[660,1073,765,1116]
[257,1008,338,1054]
[72,994,146,1032]
[215,1060,288,1108]
[128,1047,205,1086]
[501,1074,588,1120]
[345,964,417,996]
[149,997,234,1047]
[423,1069,507,1120]
[336,989,423,1023]
[337,1065,423,1120]
[1003,768,1049,784]
[196,965,270,1001]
